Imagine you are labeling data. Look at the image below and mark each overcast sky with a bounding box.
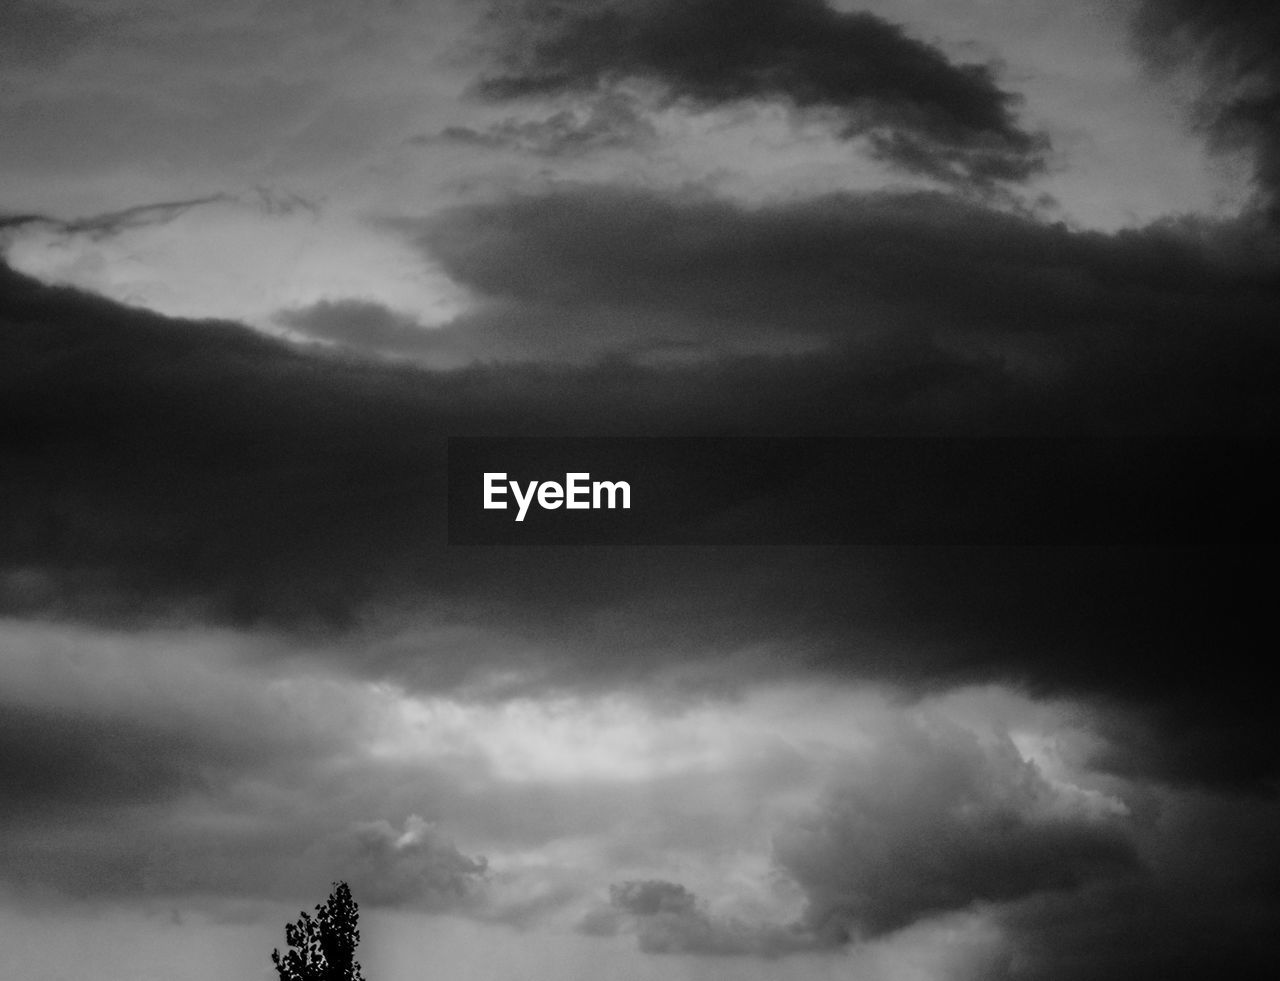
[2,2,1279,980]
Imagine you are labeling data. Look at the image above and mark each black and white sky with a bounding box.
[2,2,1279,980]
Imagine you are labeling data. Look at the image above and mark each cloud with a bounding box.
[131,812,488,912]
[6,4,1277,976]
[583,715,1143,962]
[0,618,494,910]
[55,196,236,239]
[591,879,817,956]
[0,1,100,67]
[1,193,467,332]
[0,196,234,247]
[3,247,1280,801]
[1131,1,1280,219]
[988,785,1280,981]
[417,186,1280,366]
[774,720,1136,941]
[0,703,207,820]
[477,0,1047,185]
[275,299,450,361]
[319,815,488,908]
[421,92,657,157]
[610,879,698,916]
[1,609,1276,977]
[0,618,344,829]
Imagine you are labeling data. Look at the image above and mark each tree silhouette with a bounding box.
[272,881,367,981]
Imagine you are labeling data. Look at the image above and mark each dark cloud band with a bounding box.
[478,0,1047,183]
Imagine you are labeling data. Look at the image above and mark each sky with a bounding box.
[2,2,1279,980]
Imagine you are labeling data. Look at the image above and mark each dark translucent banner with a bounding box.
[446,437,1278,545]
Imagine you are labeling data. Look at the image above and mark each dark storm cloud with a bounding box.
[416,186,1280,424]
[1087,701,1280,792]
[1132,1,1280,219]
[3,172,1280,795]
[994,882,1276,981]
[774,722,1135,942]
[477,0,1047,184]
[3,220,1279,976]
[988,787,1280,981]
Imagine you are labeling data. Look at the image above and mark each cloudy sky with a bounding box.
[2,1,1279,979]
